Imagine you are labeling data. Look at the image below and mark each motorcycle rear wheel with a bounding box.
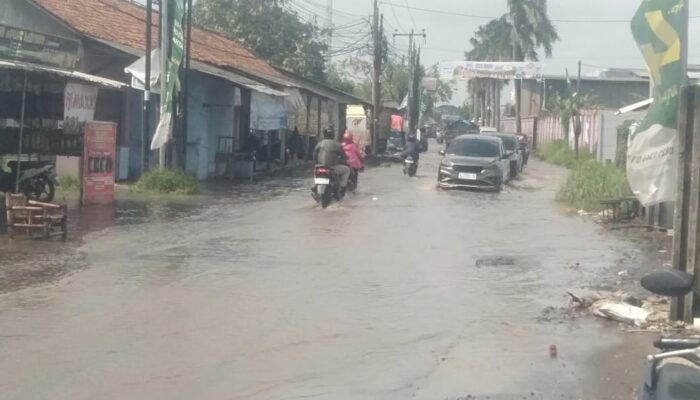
[321,191,332,208]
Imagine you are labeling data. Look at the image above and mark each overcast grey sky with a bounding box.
[307,0,700,76]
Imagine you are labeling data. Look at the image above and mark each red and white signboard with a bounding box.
[82,121,117,204]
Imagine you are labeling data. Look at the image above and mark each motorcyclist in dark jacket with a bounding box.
[400,133,420,160]
[313,129,351,192]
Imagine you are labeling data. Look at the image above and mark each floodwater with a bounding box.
[0,143,658,399]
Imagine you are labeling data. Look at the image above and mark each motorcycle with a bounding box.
[347,168,359,194]
[403,156,418,177]
[0,161,57,202]
[312,166,341,208]
[637,269,700,399]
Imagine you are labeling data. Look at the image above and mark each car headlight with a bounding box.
[441,160,454,168]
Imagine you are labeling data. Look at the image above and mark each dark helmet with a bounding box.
[323,129,334,139]
[406,133,417,142]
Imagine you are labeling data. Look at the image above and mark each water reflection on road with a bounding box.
[0,148,653,399]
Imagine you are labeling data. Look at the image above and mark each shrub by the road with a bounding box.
[538,141,631,211]
[57,175,80,191]
[135,168,198,194]
[536,140,593,168]
[557,160,631,211]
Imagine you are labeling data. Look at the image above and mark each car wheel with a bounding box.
[494,176,503,192]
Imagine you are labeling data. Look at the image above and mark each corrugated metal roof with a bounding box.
[191,61,287,97]
[276,68,368,105]
[0,59,126,88]
[122,48,288,97]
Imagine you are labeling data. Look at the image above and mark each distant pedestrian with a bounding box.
[289,127,304,160]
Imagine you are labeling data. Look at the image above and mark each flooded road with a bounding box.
[0,145,655,399]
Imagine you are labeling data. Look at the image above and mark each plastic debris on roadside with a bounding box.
[590,300,650,326]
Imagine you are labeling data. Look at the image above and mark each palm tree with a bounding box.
[507,0,559,133]
[466,17,512,127]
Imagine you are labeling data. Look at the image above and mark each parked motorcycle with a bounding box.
[637,269,700,399]
[0,161,57,202]
[312,166,341,208]
[403,156,418,177]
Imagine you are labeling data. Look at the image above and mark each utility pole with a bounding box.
[670,0,694,323]
[371,0,382,155]
[181,0,192,169]
[512,24,522,135]
[159,0,169,168]
[412,47,421,134]
[408,30,414,135]
[143,0,152,171]
[576,60,582,94]
[573,60,582,156]
[326,0,333,64]
[393,29,426,135]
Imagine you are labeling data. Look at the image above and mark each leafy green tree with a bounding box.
[326,63,357,94]
[194,0,327,80]
[334,56,411,104]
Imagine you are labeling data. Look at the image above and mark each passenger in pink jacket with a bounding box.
[342,131,363,191]
[342,131,363,170]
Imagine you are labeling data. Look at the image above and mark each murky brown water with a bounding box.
[0,145,657,399]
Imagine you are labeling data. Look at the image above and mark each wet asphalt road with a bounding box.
[0,143,656,399]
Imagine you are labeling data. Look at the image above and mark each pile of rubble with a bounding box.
[566,290,695,332]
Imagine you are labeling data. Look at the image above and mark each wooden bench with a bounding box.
[5,194,67,240]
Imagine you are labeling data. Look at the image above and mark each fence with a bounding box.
[500,109,602,155]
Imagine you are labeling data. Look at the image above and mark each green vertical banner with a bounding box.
[627,0,685,205]
[151,0,186,150]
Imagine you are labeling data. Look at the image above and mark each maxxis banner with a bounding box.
[628,0,685,205]
[150,0,185,150]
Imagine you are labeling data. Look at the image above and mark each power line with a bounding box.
[403,0,419,31]
[296,0,367,19]
[379,1,700,23]
[386,2,405,32]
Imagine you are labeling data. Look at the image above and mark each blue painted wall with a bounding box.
[185,72,236,180]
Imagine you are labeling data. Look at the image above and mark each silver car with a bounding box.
[437,135,511,191]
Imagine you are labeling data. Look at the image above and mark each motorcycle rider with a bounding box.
[313,129,351,196]
[400,132,420,161]
[342,131,363,169]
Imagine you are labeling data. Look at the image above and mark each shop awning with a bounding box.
[0,59,126,89]
[284,88,306,113]
[125,51,287,98]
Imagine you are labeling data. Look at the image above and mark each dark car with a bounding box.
[437,135,511,191]
[443,120,479,146]
[516,134,531,165]
[483,132,523,178]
